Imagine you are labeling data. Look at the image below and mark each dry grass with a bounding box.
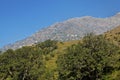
[104,26,120,46]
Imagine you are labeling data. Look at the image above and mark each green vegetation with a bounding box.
[36,39,57,54]
[0,40,58,80]
[0,34,120,80]
[0,47,45,80]
[57,34,120,80]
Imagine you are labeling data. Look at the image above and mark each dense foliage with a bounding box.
[36,39,58,54]
[57,34,120,80]
[0,40,57,80]
[0,35,120,80]
[0,47,45,80]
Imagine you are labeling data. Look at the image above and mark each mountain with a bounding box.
[2,12,120,51]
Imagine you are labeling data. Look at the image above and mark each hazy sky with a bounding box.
[0,0,120,48]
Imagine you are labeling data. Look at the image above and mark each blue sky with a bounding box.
[0,0,120,48]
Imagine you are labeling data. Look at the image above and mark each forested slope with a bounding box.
[0,30,120,80]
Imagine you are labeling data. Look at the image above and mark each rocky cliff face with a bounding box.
[2,12,120,51]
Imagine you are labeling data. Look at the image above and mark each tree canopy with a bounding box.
[57,34,120,80]
[0,36,120,80]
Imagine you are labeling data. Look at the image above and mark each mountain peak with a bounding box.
[116,12,120,15]
[114,12,120,17]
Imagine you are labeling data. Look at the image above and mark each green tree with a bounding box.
[0,46,45,80]
[36,39,57,54]
[0,50,2,54]
[57,34,120,80]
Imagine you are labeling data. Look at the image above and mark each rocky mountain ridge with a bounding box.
[1,12,120,51]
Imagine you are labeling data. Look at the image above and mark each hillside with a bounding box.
[0,31,120,80]
[45,27,120,80]
[105,26,120,46]
[2,12,120,51]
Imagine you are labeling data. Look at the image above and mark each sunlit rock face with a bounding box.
[2,12,120,51]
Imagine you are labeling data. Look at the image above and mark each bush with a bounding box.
[36,40,58,54]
